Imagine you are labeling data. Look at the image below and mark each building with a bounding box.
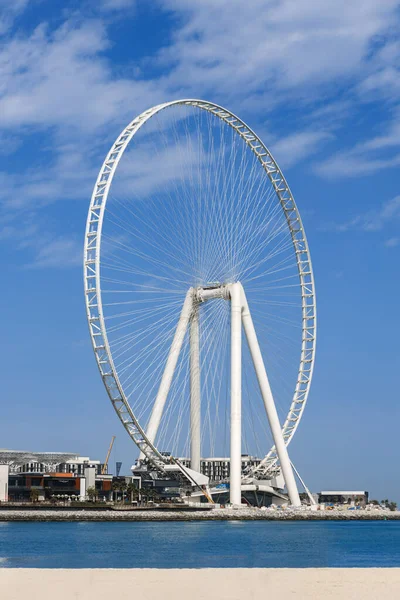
[0,450,112,502]
[11,457,106,476]
[132,454,285,505]
[173,455,262,482]
[318,491,369,507]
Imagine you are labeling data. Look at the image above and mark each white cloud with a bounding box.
[100,0,135,9]
[113,137,204,198]
[315,108,400,178]
[0,20,161,132]
[270,131,332,169]
[357,39,400,101]
[0,142,96,209]
[160,0,399,96]
[29,236,82,268]
[385,237,400,248]
[0,0,29,35]
[2,1,397,134]
[159,0,400,180]
[327,196,400,233]
[315,152,400,178]
[0,0,399,266]
[0,212,81,268]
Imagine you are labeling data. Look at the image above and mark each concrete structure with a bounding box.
[190,481,289,507]
[0,464,9,502]
[133,458,287,506]
[84,467,96,490]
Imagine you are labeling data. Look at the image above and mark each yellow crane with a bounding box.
[101,435,116,475]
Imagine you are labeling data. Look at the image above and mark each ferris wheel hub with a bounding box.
[195,283,233,302]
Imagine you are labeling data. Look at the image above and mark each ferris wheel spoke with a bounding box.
[153,300,225,453]
[106,197,197,275]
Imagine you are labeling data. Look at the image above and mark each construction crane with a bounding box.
[101,436,116,475]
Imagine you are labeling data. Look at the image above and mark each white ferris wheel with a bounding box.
[84,100,316,506]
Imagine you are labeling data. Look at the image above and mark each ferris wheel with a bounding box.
[84,100,316,506]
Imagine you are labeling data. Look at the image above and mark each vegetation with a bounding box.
[30,488,40,503]
[119,480,127,501]
[126,483,139,503]
[142,486,160,504]
[86,486,99,502]
[381,499,397,511]
[112,480,128,503]
[369,499,397,511]
[112,481,120,502]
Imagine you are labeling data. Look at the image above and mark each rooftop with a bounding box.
[320,491,367,495]
[0,450,79,465]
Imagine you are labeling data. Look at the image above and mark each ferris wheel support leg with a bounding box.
[230,283,242,506]
[139,289,193,460]
[190,303,201,473]
[240,284,301,507]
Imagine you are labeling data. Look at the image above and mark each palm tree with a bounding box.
[112,480,128,503]
[119,480,127,503]
[30,488,40,503]
[381,499,397,511]
[112,481,120,503]
[87,486,98,502]
[126,483,139,504]
[145,487,159,505]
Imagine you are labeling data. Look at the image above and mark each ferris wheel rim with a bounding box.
[83,98,317,477]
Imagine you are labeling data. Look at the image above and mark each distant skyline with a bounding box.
[1,1,399,502]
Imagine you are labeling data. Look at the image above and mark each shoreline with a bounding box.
[1,507,399,521]
[2,569,400,600]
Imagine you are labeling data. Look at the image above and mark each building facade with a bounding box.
[177,455,262,482]
[0,451,112,502]
[318,491,369,507]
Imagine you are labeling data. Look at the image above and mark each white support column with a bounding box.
[139,288,193,459]
[240,284,301,507]
[230,283,242,505]
[190,302,201,473]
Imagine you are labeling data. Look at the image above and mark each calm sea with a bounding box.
[0,521,399,568]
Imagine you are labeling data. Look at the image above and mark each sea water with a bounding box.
[0,520,399,568]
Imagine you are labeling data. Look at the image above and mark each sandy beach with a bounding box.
[1,568,400,600]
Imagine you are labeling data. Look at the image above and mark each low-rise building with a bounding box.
[0,450,112,502]
[318,491,369,507]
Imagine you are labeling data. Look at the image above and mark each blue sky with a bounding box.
[1,0,399,502]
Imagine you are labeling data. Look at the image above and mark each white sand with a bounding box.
[1,568,400,600]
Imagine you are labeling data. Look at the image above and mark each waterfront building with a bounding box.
[0,450,112,502]
[318,491,369,507]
